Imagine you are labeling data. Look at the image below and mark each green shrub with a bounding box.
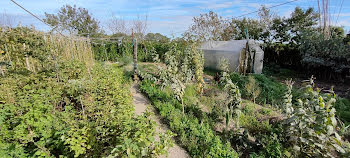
[248,134,283,158]
[282,77,346,157]
[239,101,276,134]
[299,30,350,79]
[183,85,199,106]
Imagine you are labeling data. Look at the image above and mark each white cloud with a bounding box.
[337,19,350,27]
[331,13,350,17]
[200,2,235,10]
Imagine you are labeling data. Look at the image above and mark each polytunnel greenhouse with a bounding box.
[199,40,264,74]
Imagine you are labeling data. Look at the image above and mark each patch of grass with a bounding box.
[117,55,133,66]
[239,100,279,134]
[335,97,350,125]
[183,84,198,106]
[204,67,220,76]
[230,73,287,106]
[231,72,350,126]
[139,63,158,72]
[240,113,272,134]
[242,100,257,114]
[262,64,298,80]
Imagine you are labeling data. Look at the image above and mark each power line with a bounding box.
[9,0,63,36]
[233,0,301,19]
[173,0,302,35]
[10,0,49,26]
[335,0,345,26]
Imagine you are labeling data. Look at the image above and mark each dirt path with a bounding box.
[130,83,189,158]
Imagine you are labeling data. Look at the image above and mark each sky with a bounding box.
[1,0,350,37]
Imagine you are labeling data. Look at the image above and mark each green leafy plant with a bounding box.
[245,76,261,103]
[283,76,346,157]
[230,72,287,106]
[219,58,242,129]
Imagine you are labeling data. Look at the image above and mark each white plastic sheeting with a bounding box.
[199,40,264,74]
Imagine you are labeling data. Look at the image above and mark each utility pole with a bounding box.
[132,29,138,81]
[320,0,330,39]
[318,0,322,30]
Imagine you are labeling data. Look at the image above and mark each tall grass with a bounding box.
[46,34,94,68]
[0,26,94,74]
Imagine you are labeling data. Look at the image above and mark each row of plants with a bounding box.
[138,43,240,157]
[139,59,287,157]
[91,39,176,63]
[215,59,284,157]
[0,26,173,157]
[140,80,238,157]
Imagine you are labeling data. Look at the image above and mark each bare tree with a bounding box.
[184,11,226,41]
[258,5,276,30]
[258,5,276,43]
[132,14,148,40]
[0,11,16,28]
[108,13,128,35]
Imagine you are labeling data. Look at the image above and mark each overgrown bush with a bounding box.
[0,26,172,157]
[299,30,350,80]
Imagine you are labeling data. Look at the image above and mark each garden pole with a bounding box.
[132,29,138,81]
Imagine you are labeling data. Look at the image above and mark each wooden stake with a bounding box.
[132,29,138,81]
[23,43,31,72]
[103,42,107,61]
[0,66,4,76]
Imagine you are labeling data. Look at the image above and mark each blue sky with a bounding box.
[1,0,350,37]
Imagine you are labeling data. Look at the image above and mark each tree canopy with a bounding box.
[145,33,170,42]
[44,5,101,36]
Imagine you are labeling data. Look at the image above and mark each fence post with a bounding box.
[132,29,138,81]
